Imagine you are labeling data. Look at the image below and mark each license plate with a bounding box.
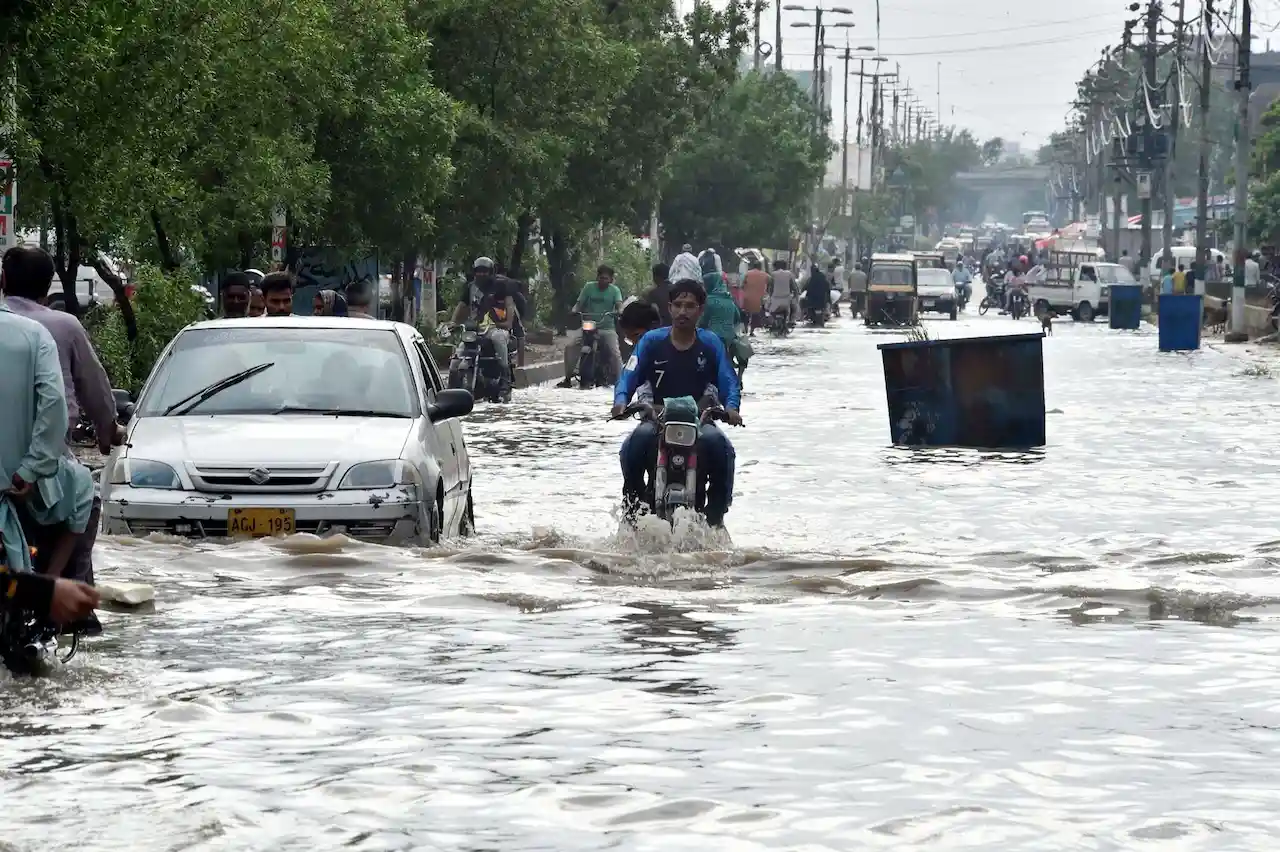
[228,508,296,537]
[923,299,935,307]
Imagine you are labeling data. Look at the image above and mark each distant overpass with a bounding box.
[954,166,1053,223]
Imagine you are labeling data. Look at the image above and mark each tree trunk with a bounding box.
[544,225,579,333]
[89,251,139,341]
[150,209,180,272]
[42,155,82,317]
[237,230,253,269]
[508,210,534,279]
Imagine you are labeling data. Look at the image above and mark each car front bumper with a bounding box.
[103,487,424,544]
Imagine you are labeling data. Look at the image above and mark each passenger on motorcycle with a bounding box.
[1004,259,1029,314]
[450,256,517,392]
[612,279,742,527]
[803,263,830,320]
[559,264,624,387]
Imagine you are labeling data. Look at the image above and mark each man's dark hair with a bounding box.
[2,245,56,300]
[597,264,614,277]
[749,260,762,270]
[259,271,294,294]
[345,277,375,307]
[223,272,251,292]
[652,263,669,283]
[669,278,706,305]
[620,300,660,331]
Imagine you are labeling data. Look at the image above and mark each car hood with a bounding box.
[918,281,956,296]
[126,415,413,464]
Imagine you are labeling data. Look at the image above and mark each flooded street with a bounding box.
[7,312,1280,850]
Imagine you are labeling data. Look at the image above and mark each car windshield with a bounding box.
[918,269,953,287]
[871,264,913,286]
[1111,265,1138,285]
[138,326,419,417]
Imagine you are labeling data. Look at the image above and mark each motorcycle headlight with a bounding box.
[109,459,181,489]
[663,423,698,448]
[338,460,418,490]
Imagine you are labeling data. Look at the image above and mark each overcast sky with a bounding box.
[684,0,1280,150]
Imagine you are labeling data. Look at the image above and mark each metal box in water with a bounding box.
[1157,293,1203,351]
[1108,284,1142,330]
[878,332,1046,448]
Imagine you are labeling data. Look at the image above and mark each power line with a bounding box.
[777,27,1118,57]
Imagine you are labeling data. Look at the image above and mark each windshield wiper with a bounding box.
[269,406,407,418]
[163,362,276,416]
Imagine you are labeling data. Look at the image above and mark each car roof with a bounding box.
[872,253,916,263]
[185,315,417,335]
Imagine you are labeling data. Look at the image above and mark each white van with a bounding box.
[1146,247,1227,286]
[1027,260,1139,322]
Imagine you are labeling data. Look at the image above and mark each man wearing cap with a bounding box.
[450,256,516,393]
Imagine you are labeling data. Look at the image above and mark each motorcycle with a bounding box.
[71,389,136,447]
[978,283,1005,316]
[829,288,842,318]
[0,538,77,677]
[613,391,741,526]
[956,281,972,312]
[447,321,514,403]
[769,308,790,336]
[1010,288,1030,320]
[575,313,617,389]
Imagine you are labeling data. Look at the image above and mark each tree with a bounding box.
[659,71,831,251]
[981,137,1005,167]
[881,128,982,226]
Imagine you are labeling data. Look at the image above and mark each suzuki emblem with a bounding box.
[248,467,272,485]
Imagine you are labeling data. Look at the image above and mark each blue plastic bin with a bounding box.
[878,332,1046,448]
[1108,284,1143,330]
[1157,294,1203,351]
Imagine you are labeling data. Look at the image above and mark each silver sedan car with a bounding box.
[101,316,475,544]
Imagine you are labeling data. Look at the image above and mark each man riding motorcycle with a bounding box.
[803,263,830,322]
[450,256,516,394]
[952,262,973,307]
[612,278,742,527]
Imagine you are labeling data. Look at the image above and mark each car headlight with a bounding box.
[338,460,417,490]
[109,459,182,489]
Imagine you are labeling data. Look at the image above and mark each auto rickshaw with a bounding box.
[865,253,919,327]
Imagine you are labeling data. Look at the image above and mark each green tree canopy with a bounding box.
[659,70,831,250]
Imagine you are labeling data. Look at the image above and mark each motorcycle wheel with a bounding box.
[578,351,595,389]
[978,299,990,316]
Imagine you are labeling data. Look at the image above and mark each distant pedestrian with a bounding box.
[1173,264,1187,295]
[1119,250,1136,275]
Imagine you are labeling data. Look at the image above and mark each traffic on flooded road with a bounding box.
[6,297,1280,849]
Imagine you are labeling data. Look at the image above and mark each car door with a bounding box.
[411,337,466,527]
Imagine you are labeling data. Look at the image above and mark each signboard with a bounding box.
[270,205,287,263]
[900,215,915,230]
[0,159,16,253]
[1085,215,1101,239]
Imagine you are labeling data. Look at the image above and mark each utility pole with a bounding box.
[1228,0,1252,341]
[840,47,852,219]
[811,10,824,132]
[1194,0,1213,280]
[1160,0,1186,279]
[1138,0,1160,281]
[775,0,783,71]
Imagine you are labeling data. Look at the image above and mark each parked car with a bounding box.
[917,266,958,320]
[101,316,475,544]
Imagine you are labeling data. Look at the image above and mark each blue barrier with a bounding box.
[1108,284,1143,330]
[1158,294,1203,351]
[878,332,1046,449]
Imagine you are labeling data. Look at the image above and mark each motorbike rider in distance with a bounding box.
[952,261,973,306]
[612,279,742,527]
[450,256,516,393]
[768,260,797,325]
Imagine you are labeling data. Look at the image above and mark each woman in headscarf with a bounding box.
[313,288,349,317]
[697,252,750,384]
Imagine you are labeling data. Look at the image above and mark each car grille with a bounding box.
[123,519,400,540]
[184,462,338,493]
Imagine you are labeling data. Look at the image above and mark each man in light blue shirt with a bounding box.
[0,249,94,582]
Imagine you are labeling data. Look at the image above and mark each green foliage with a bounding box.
[85,265,208,395]
[660,71,831,249]
[575,227,652,299]
[881,128,982,224]
[980,137,1004,167]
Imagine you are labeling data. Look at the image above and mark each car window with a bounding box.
[871,265,913,286]
[412,339,442,401]
[1094,266,1117,284]
[918,269,952,287]
[1079,265,1097,282]
[1112,265,1137,285]
[138,326,420,417]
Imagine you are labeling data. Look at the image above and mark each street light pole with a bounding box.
[775,0,783,70]
[1229,0,1252,341]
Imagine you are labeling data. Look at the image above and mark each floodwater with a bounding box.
[5,310,1280,851]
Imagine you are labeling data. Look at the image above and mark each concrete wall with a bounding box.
[1203,295,1275,338]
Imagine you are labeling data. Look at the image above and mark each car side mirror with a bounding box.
[112,388,136,424]
[428,388,473,423]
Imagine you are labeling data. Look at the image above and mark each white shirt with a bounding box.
[1245,258,1261,288]
[669,252,702,284]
